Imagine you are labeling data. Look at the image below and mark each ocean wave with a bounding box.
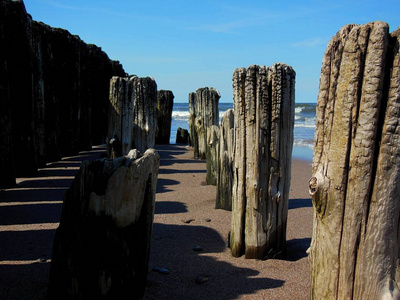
[293,139,314,149]
[294,124,316,128]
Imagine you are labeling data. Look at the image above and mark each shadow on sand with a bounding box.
[146,223,285,300]
[0,146,107,299]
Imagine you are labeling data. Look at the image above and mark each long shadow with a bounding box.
[146,223,285,300]
[288,198,313,209]
[154,201,188,214]
[0,146,106,300]
[159,168,206,175]
[156,178,180,194]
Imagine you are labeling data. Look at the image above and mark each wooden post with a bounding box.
[309,21,400,299]
[216,109,234,210]
[131,76,158,153]
[230,64,295,259]
[188,87,220,159]
[107,76,134,157]
[107,76,158,157]
[48,149,160,299]
[155,90,174,145]
[206,125,220,185]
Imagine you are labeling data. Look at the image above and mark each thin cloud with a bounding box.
[291,38,328,48]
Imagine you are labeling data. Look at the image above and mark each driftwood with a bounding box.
[48,149,160,299]
[155,90,174,145]
[216,109,234,211]
[309,21,400,300]
[188,87,220,159]
[107,76,158,157]
[230,64,295,259]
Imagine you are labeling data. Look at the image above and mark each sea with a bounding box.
[169,102,316,161]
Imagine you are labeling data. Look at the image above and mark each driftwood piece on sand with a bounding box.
[188,87,220,159]
[309,21,400,300]
[216,109,234,211]
[48,149,160,299]
[156,90,174,145]
[230,64,295,259]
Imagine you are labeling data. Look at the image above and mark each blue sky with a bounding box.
[24,0,399,103]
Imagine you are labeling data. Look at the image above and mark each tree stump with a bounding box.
[216,108,234,211]
[48,149,160,300]
[309,21,400,300]
[230,64,295,259]
[188,87,220,159]
[155,90,174,145]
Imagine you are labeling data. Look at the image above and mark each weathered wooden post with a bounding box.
[107,76,158,157]
[176,127,190,145]
[48,149,160,299]
[188,87,220,159]
[309,21,400,300]
[206,125,220,185]
[107,76,134,157]
[216,109,234,210]
[155,90,174,145]
[131,76,158,153]
[230,64,295,259]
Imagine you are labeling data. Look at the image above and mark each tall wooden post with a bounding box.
[230,64,295,259]
[309,21,400,299]
[155,90,174,145]
[216,109,234,210]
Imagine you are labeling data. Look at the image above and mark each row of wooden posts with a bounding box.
[48,20,400,300]
[189,64,296,259]
[190,21,400,299]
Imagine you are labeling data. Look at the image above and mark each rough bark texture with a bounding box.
[131,76,158,153]
[309,21,400,300]
[176,127,190,145]
[230,64,295,259]
[0,0,125,188]
[155,90,174,145]
[48,149,160,300]
[216,108,235,211]
[107,76,158,157]
[206,125,220,185]
[188,87,220,159]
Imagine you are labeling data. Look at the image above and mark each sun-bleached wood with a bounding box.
[216,109,234,211]
[188,87,220,159]
[309,21,400,300]
[230,64,295,259]
[107,76,157,157]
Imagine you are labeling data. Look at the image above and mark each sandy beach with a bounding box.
[0,144,313,299]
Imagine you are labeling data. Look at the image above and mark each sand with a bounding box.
[0,144,313,300]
